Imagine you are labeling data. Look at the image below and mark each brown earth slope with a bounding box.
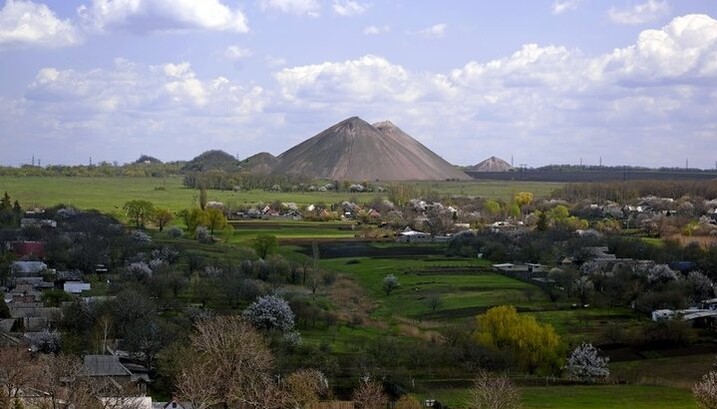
[470,156,514,172]
[273,117,470,181]
[240,152,278,174]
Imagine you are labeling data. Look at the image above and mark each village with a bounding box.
[2,180,717,407]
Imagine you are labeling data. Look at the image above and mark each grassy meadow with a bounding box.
[418,385,697,409]
[2,174,708,407]
[0,176,562,213]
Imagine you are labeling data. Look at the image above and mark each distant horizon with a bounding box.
[3,150,717,172]
[1,1,716,169]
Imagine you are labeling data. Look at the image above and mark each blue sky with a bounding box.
[1,0,716,168]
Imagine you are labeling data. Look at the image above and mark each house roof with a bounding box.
[82,355,133,377]
[11,261,48,274]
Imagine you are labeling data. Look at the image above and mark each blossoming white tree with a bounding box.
[564,342,609,382]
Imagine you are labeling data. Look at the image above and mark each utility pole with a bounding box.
[32,154,35,166]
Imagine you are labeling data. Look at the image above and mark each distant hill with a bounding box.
[240,152,278,174]
[182,150,240,172]
[272,117,470,181]
[470,156,514,172]
[133,155,162,164]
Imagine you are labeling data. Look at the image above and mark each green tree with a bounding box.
[514,191,534,208]
[205,208,227,235]
[180,208,208,234]
[153,208,174,232]
[474,305,563,375]
[252,234,278,259]
[484,199,502,220]
[123,200,155,229]
[0,192,11,210]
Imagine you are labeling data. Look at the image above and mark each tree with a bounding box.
[572,276,594,306]
[423,207,452,237]
[205,207,228,235]
[199,186,208,210]
[352,379,388,409]
[123,200,155,229]
[0,192,10,211]
[694,371,717,409]
[153,208,174,232]
[396,395,422,409]
[243,295,295,332]
[252,234,278,259]
[514,192,534,209]
[474,305,563,375]
[466,370,521,409]
[174,315,279,409]
[308,242,321,299]
[0,347,38,402]
[286,369,329,408]
[181,208,209,234]
[564,343,609,382]
[382,274,400,296]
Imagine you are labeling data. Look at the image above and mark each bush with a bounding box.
[167,226,183,238]
[195,226,213,244]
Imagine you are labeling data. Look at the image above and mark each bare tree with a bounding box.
[0,347,39,403]
[694,371,717,409]
[352,379,388,409]
[466,370,521,409]
[175,315,277,409]
[286,369,329,408]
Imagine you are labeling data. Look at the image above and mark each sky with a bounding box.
[0,0,716,169]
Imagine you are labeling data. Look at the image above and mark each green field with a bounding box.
[418,385,697,409]
[0,176,562,213]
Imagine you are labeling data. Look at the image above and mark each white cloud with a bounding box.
[18,58,267,155]
[273,14,717,167]
[265,55,287,68]
[332,0,368,17]
[602,14,717,83]
[0,0,81,49]
[224,45,253,60]
[77,0,249,33]
[258,0,321,17]
[552,0,581,15]
[363,25,389,35]
[275,55,453,105]
[608,0,669,25]
[415,23,446,39]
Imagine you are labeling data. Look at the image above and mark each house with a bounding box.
[100,396,153,409]
[82,355,149,392]
[159,398,194,409]
[8,241,46,259]
[20,218,57,229]
[64,281,91,294]
[396,228,431,243]
[10,261,48,276]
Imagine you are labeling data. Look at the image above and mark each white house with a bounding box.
[64,281,91,294]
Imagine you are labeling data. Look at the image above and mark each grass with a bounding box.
[0,176,562,212]
[319,256,540,323]
[418,385,697,409]
[611,353,714,388]
[228,221,358,245]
